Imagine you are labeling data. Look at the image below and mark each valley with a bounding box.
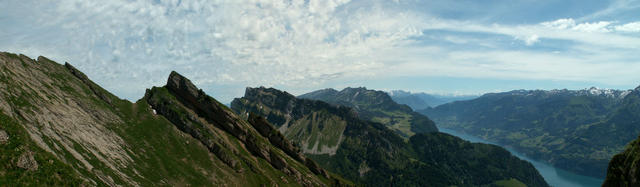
[420,88,640,179]
[440,128,604,187]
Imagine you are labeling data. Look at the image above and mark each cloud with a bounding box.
[515,34,540,46]
[541,18,613,32]
[541,18,576,29]
[1,0,639,102]
[615,22,640,32]
[0,0,426,101]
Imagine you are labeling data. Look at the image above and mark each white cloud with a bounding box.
[572,21,613,32]
[541,18,576,29]
[615,22,640,32]
[541,18,613,32]
[515,34,540,46]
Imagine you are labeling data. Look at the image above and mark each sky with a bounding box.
[1,0,640,103]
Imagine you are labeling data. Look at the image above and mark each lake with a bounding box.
[438,128,605,187]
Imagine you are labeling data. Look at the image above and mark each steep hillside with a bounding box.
[232,87,549,186]
[298,87,437,137]
[603,135,640,187]
[420,88,637,178]
[0,52,342,186]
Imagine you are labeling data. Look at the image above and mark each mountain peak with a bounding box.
[167,71,202,101]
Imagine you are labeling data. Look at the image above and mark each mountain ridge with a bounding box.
[298,87,438,137]
[233,86,549,186]
[0,52,344,186]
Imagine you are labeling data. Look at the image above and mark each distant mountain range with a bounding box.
[387,90,478,110]
[232,86,548,186]
[421,87,640,178]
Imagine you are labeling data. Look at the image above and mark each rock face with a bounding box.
[0,52,343,186]
[0,130,8,144]
[16,151,38,171]
[603,136,640,187]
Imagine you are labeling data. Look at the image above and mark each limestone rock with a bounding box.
[16,151,38,171]
[0,130,8,144]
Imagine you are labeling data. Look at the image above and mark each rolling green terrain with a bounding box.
[298,87,437,137]
[421,88,640,178]
[0,52,343,186]
[232,87,549,186]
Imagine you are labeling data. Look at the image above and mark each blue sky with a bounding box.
[1,0,640,103]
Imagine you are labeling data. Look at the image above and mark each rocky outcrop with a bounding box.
[16,151,38,171]
[0,130,8,144]
[603,136,640,187]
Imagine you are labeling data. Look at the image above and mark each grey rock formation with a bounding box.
[16,151,38,171]
[0,130,8,144]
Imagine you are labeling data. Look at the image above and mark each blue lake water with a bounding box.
[438,128,604,187]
